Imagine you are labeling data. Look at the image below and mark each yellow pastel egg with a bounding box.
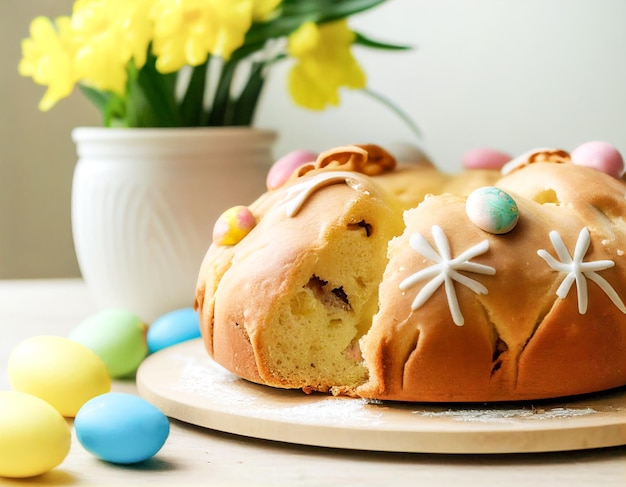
[0,391,71,478]
[212,205,256,246]
[8,336,111,417]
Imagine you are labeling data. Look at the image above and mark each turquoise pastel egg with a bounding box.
[147,308,201,354]
[74,392,170,465]
[466,186,519,234]
[0,391,71,478]
[69,309,148,379]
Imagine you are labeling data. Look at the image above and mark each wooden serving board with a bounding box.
[136,339,626,454]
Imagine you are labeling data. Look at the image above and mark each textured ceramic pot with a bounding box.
[71,127,277,322]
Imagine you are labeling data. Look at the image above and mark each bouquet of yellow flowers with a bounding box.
[19,0,414,129]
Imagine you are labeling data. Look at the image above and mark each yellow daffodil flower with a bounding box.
[19,0,409,128]
[18,16,76,111]
[252,0,282,21]
[287,20,366,110]
[70,0,153,95]
[151,0,255,73]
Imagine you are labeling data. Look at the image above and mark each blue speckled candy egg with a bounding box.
[74,392,170,464]
[466,186,519,234]
[147,308,201,354]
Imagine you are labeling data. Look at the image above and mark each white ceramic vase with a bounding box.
[71,127,277,322]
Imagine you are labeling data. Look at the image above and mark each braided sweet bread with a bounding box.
[195,142,626,401]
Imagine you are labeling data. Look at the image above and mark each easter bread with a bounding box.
[195,144,626,402]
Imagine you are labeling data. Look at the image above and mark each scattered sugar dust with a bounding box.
[412,406,599,423]
[172,354,383,426]
[171,353,623,425]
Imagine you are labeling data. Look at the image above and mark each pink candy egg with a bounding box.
[213,206,256,246]
[266,150,318,190]
[570,141,624,178]
[462,148,512,170]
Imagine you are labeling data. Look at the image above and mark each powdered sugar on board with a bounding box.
[136,339,626,453]
[171,353,384,426]
[168,352,624,425]
[413,406,599,423]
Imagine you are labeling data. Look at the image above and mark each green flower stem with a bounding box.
[361,87,421,141]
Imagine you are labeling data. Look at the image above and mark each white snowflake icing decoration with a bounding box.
[399,225,496,326]
[537,227,626,314]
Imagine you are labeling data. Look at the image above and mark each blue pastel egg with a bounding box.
[75,392,169,464]
[147,308,201,354]
[466,186,519,234]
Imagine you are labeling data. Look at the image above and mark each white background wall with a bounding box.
[2,0,626,278]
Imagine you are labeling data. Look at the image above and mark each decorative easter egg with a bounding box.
[571,141,624,178]
[266,150,318,190]
[462,148,512,170]
[75,392,170,464]
[213,205,256,246]
[0,391,71,478]
[8,336,111,417]
[466,186,519,234]
[147,308,201,354]
[69,309,148,379]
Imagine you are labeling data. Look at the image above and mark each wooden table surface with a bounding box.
[1,279,625,486]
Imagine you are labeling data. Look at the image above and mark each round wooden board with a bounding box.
[136,339,626,454]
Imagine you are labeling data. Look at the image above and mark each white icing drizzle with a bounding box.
[399,225,496,326]
[537,227,626,314]
[284,171,371,217]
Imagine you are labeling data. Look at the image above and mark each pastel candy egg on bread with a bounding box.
[462,147,512,170]
[266,150,318,190]
[571,141,624,178]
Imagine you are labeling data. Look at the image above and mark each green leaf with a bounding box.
[103,96,128,127]
[229,41,269,62]
[231,62,265,126]
[78,84,126,127]
[207,59,236,126]
[128,53,181,127]
[179,60,209,126]
[354,31,412,51]
[78,84,111,114]
[246,0,388,44]
[278,0,386,19]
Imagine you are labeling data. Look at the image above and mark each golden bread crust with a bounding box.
[195,146,626,402]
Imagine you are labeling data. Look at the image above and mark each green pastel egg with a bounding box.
[69,309,148,379]
[466,186,519,234]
